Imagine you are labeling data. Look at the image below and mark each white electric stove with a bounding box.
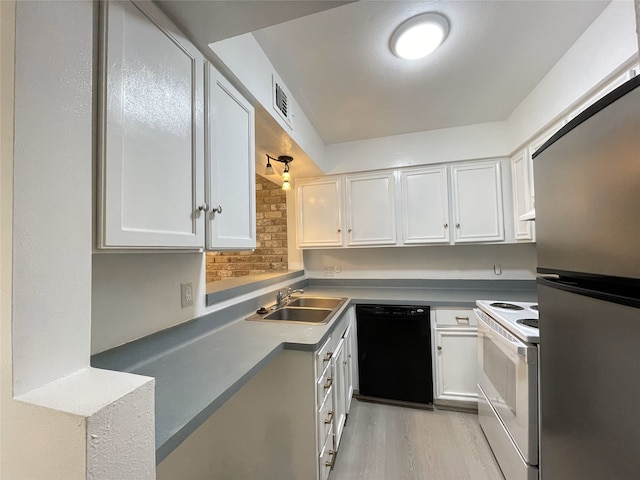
[475,300,540,480]
[476,300,539,343]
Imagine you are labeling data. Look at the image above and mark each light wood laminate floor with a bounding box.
[330,399,505,480]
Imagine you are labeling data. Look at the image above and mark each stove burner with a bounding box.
[490,302,524,310]
[530,305,538,311]
[517,318,539,329]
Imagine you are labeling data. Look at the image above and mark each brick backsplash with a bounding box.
[206,175,288,282]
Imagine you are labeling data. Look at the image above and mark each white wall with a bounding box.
[304,244,537,280]
[3,2,155,477]
[323,121,509,175]
[506,0,639,153]
[210,33,327,171]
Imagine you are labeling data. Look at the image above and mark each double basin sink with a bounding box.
[247,296,348,325]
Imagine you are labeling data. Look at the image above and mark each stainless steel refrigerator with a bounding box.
[533,75,640,480]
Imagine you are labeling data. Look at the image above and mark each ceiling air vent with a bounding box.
[272,75,293,128]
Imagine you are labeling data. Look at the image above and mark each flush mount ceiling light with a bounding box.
[390,12,449,60]
[265,154,294,191]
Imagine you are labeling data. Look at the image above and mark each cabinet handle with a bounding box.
[455,316,470,322]
[211,205,222,214]
[325,450,336,468]
[324,377,333,389]
[323,352,333,362]
[337,229,341,233]
[437,346,442,351]
[324,411,334,424]
[456,223,460,228]
[444,223,448,228]
[198,203,208,212]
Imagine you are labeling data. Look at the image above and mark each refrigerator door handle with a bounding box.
[537,273,560,280]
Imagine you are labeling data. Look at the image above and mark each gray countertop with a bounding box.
[92,279,536,463]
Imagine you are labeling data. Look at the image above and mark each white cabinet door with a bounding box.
[332,338,347,449]
[451,161,504,243]
[510,149,534,241]
[205,63,256,250]
[400,166,450,244]
[434,327,478,404]
[98,0,204,249]
[296,177,344,247]
[343,322,355,414]
[345,172,397,246]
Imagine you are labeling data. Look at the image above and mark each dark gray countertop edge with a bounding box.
[205,270,305,306]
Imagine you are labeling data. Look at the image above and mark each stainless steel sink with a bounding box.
[287,297,343,309]
[246,296,347,325]
[264,307,333,323]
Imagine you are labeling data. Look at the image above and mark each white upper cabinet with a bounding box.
[296,177,344,247]
[400,166,450,244]
[97,0,205,249]
[510,149,534,241]
[345,171,397,246]
[451,161,504,243]
[205,63,256,250]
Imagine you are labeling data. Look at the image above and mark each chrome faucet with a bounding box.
[275,287,304,308]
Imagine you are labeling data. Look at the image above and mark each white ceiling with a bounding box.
[252,0,611,145]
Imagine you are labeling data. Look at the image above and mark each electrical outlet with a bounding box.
[323,266,335,277]
[181,282,193,308]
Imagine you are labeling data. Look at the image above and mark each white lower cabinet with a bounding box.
[432,308,478,407]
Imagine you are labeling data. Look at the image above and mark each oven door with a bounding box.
[475,309,538,464]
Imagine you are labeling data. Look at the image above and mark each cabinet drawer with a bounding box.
[317,391,334,452]
[316,336,333,376]
[434,308,476,327]
[317,365,333,407]
[318,426,335,480]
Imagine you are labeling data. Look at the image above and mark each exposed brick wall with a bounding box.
[206,175,288,282]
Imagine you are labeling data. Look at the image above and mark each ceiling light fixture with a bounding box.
[265,154,294,191]
[390,12,449,60]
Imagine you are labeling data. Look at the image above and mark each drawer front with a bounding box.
[318,427,335,480]
[317,390,334,452]
[317,364,333,407]
[316,336,333,376]
[435,308,476,327]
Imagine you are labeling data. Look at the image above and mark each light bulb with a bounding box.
[282,180,291,191]
[282,171,291,182]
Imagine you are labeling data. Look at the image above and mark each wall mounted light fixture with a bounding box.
[265,154,294,191]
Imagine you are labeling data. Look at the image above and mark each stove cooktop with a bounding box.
[476,300,539,343]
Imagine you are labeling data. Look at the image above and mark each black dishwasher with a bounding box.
[356,304,433,406]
